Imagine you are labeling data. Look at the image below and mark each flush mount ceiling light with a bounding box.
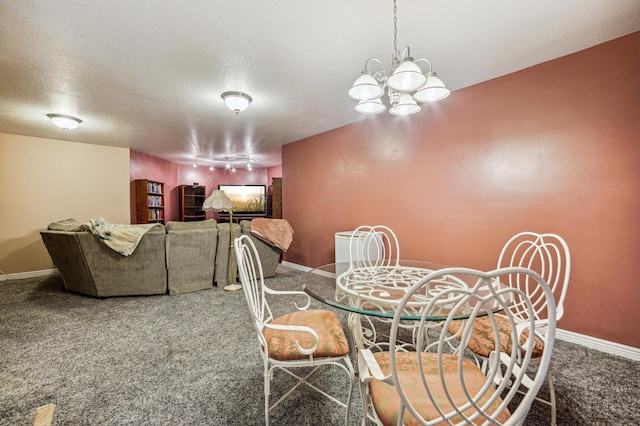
[348,0,450,116]
[47,113,82,130]
[221,91,252,115]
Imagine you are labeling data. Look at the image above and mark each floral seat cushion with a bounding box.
[447,315,545,358]
[369,351,510,426]
[263,309,350,361]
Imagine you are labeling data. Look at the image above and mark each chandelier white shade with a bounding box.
[221,91,252,115]
[413,72,450,102]
[386,60,427,92]
[349,0,450,116]
[389,93,421,116]
[47,113,82,130]
[348,73,385,101]
[355,98,386,114]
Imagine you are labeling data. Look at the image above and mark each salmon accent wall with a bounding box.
[282,33,640,347]
[267,165,283,184]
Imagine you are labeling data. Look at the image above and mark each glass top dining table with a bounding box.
[301,260,502,321]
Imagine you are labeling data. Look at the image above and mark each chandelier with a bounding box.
[348,0,450,116]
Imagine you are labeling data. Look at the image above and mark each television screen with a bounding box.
[217,184,267,216]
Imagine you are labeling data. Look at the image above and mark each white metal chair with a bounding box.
[359,267,557,426]
[348,225,401,271]
[343,225,405,352]
[234,235,355,425]
[448,232,570,425]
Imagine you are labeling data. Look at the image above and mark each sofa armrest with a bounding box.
[239,220,281,278]
[40,229,167,297]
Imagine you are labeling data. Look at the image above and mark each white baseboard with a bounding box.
[0,268,59,282]
[281,261,640,361]
[555,329,640,361]
[281,261,311,272]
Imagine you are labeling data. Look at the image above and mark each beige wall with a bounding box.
[0,133,130,274]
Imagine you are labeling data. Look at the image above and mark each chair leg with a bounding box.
[547,368,557,426]
[358,380,369,425]
[344,364,354,426]
[264,372,271,426]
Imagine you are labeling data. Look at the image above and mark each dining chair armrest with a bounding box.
[489,351,536,390]
[264,323,319,355]
[264,287,312,310]
[358,349,393,384]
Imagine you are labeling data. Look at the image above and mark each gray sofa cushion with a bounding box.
[166,220,218,295]
[215,223,242,286]
[166,219,217,231]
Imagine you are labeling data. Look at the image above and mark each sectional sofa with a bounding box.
[40,219,282,298]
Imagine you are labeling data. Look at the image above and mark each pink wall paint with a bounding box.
[267,165,282,184]
[131,150,270,222]
[177,165,268,220]
[130,151,179,222]
[282,33,640,347]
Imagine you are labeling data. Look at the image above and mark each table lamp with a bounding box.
[202,190,241,292]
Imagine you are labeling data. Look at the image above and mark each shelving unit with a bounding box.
[179,185,206,222]
[268,177,282,219]
[134,179,165,224]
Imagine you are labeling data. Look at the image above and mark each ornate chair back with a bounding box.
[348,225,400,272]
[358,267,556,426]
[497,232,570,322]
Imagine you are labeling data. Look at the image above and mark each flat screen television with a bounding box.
[217,184,267,216]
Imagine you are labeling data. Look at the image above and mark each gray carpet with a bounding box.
[1,270,638,425]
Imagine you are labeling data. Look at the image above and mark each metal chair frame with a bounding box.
[348,225,401,271]
[359,267,557,426]
[235,235,355,425]
[465,232,570,425]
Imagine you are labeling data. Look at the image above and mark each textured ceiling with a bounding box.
[1,0,639,168]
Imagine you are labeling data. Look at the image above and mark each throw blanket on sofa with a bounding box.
[86,218,162,256]
[250,218,294,252]
[47,218,161,256]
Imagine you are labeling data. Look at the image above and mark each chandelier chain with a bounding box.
[392,0,398,64]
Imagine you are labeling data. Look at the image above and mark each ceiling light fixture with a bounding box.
[221,91,252,115]
[47,113,82,130]
[194,155,257,171]
[348,0,450,116]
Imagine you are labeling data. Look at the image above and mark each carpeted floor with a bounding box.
[1,269,638,425]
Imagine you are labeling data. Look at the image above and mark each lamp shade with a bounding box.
[47,113,82,130]
[389,93,421,116]
[355,98,386,114]
[202,190,234,212]
[348,73,384,101]
[221,91,252,114]
[413,73,451,103]
[387,59,427,92]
